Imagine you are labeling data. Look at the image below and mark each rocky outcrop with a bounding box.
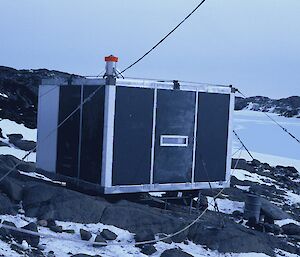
[0,154,300,255]
[235,96,300,118]
[0,66,81,129]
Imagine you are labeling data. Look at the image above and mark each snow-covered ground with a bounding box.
[233,110,300,171]
[0,214,295,257]
[0,119,36,162]
[207,196,244,214]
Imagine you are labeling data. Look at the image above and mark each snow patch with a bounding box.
[275,219,300,227]
[0,92,9,98]
[232,169,275,186]
[0,119,36,141]
[0,146,36,162]
[207,197,244,214]
[235,185,250,191]
[18,170,66,186]
[284,191,300,205]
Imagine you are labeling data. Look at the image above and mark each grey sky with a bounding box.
[0,0,299,98]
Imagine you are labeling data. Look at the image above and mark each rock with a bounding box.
[80,229,92,241]
[100,200,188,243]
[139,244,157,255]
[231,159,255,173]
[30,248,44,256]
[160,248,193,257]
[37,219,48,227]
[22,184,109,223]
[260,198,291,220]
[158,233,172,244]
[7,134,23,141]
[0,177,23,201]
[245,217,257,228]
[187,215,280,256]
[47,219,56,227]
[264,224,282,235]
[253,223,265,233]
[47,251,55,257]
[2,220,17,238]
[10,139,36,152]
[93,234,106,247]
[251,159,261,167]
[196,194,208,210]
[286,166,298,174]
[264,215,274,225]
[232,210,243,219]
[18,222,40,247]
[63,229,75,234]
[0,193,17,215]
[134,229,155,243]
[100,229,117,241]
[72,254,94,257]
[0,141,9,147]
[49,225,63,233]
[282,224,300,236]
[0,128,4,139]
[0,66,83,129]
[10,243,25,254]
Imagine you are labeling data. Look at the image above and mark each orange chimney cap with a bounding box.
[105,55,118,62]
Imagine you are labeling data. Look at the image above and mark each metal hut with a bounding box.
[36,55,234,194]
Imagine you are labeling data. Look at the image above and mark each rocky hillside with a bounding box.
[0,66,80,129]
[235,96,300,118]
[0,155,300,256]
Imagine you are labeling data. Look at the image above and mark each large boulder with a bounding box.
[260,198,292,220]
[282,224,300,236]
[160,248,193,257]
[0,154,35,176]
[100,200,189,243]
[0,193,17,215]
[231,159,255,173]
[100,229,117,240]
[0,177,24,201]
[187,212,281,256]
[80,229,92,241]
[7,134,36,152]
[18,222,40,247]
[139,244,157,255]
[22,183,110,223]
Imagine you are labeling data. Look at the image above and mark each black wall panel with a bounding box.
[194,92,230,182]
[56,86,81,178]
[153,89,196,184]
[112,87,154,186]
[79,86,105,184]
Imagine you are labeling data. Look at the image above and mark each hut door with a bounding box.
[112,86,154,186]
[153,89,196,184]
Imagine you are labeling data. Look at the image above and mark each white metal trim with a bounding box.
[150,87,157,185]
[115,79,232,94]
[160,135,189,147]
[77,85,84,179]
[36,85,60,173]
[225,92,235,187]
[104,180,228,194]
[191,90,199,183]
[101,85,116,187]
[41,78,231,94]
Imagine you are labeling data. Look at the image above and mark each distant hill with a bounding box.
[0,66,80,128]
[235,96,300,118]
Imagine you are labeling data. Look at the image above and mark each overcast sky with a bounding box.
[0,0,299,98]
